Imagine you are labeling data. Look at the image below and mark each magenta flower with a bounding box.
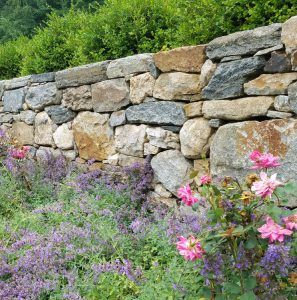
[176,236,204,261]
[8,146,30,159]
[258,216,293,243]
[200,175,212,185]
[283,214,297,231]
[251,172,283,198]
[177,184,199,206]
[249,150,280,170]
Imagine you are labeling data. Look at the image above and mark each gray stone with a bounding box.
[3,88,26,112]
[30,72,55,83]
[209,119,225,128]
[56,61,110,89]
[62,85,92,111]
[126,101,186,126]
[25,83,61,110]
[254,44,284,56]
[0,113,13,123]
[264,52,291,73]
[207,23,282,60]
[210,119,297,206]
[107,54,157,79]
[221,55,242,62]
[146,127,180,150]
[109,110,126,127]
[0,80,6,98]
[267,110,293,119]
[288,82,297,113]
[161,126,181,133]
[202,56,266,100]
[4,76,31,90]
[274,95,292,112]
[13,110,36,125]
[151,150,193,195]
[44,105,76,124]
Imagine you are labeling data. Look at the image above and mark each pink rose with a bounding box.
[176,236,204,261]
[249,150,280,170]
[177,184,199,206]
[283,214,297,231]
[200,175,212,185]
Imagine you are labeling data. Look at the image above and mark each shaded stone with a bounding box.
[36,147,62,161]
[267,110,293,119]
[180,118,213,159]
[161,126,182,133]
[3,88,26,112]
[62,150,77,161]
[199,60,217,88]
[4,76,31,90]
[202,97,274,120]
[151,150,193,195]
[0,113,13,123]
[281,16,297,54]
[202,56,266,100]
[274,95,292,112]
[207,23,282,60]
[146,127,180,150]
[10,122,34,145]
[56,61,109,88]
[107,54,157,78]
[264,52,291,73]
[13,110,36,125]
[153,72,201,100]
[45,105,76,124]
[184,102,203,118]
[291,50,297,71]
[154,184,172,198]
[221,56,242,62]
[193,159,210,186]
[25,83,61,110]
[0,80,6,98]
[91,78,129,112]
[53,124,74,150]
[34,112,55,146]
[118,154,145,167]
[288,82,297,114]
[153,45,206,73]
[109,110,126,127]
[210,119,297,206]
[62,85,92,111]
[254,44,284,56]
[130,73,155,104]
[209,119,225,128]
[126,101,186,126]
[30,72,55,83]
[72,112,115,161]
[244,73,297,96]
[115,124,147,157]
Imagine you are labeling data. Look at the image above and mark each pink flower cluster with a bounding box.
[9,146,30,159]
[249,150,280,170]
[200,175,212,185]
[251,172,283,198]
[283,214,297,231]
[258,217,293,243]
[176,236,204,261]
[177,184,199,206]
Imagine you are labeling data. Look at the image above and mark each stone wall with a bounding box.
[1,16,297,206]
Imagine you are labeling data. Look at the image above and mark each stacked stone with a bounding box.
[1,16,297,206]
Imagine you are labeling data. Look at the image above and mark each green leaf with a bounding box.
[239,291,256,300]
[214,208,224,218]
[223,282,241,295]
[244,236,258,249]
[189,170,199,179]
[244,277,257,290]
[200,286,212,298]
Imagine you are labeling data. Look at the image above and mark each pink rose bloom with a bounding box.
[9,146,30,159]
[251,172,283,198]
[177,184,199,206]
[200,175,212,185]
[176,236,204,261]
[283,214,297,231]
[258,216,293,243]
[249,150,280,170]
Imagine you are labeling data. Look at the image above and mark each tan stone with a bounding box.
[184,102,203,118]
[244,73,297,95]
[193,159,210,185]
[154,184,172,198]
[146,127,180,150]
[130,73,155,104]
[199,59,217,88]
[62,85,92,111]
[72,111,115,161]
[153,72,201,101]
[10,122,34,145]
[281,16,297,54]
[34,112,55,146]
[180,118,213,159]
[89,162,104,171]
[153,45,206,73]
[144,143,159,155]
[117,154,145,167]
[202,97,274,120]
[53,124,74,150]
[291,50,297,71]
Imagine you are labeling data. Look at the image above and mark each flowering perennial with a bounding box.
[249,149,280,169]
[177,184,199,206]
[176,236,204,261]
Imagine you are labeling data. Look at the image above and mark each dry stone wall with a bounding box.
[1,16,297,206]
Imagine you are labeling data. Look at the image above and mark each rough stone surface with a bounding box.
[62,85,92,111]
[53,124,74,150]
[130,73,155,104]
[254,44,284,56]
[62,150,77,161]
[10,122,34,145]
[109,110,126,127]
[202,57,266,100]
[72,112,115,161]
[0,113,13,123]
[4,76,31,90]
[44,105,76,125]
[0,81,6,98]
[209,119,225,128]
[56,61,109,88]
[264,52,291,73]
[26,83,61,110]
[115,124,147,157]
[144,143,159,155]
[267,110,293,119]
[30,72,55,83]
[126,101,186,126]
[210,119,297,206]
[288,82,297,113]
[3,88,26,112]
[107,54,157,79]
[117,154,145,167]
[202,97,274,120]
[244,73,297,96]
[16,110,36,125]
[221,56,242,62]
[199,60,217,88]
[274,95,292,112]
[291,50,297,71]
[193,159,210,186]
[151,150,193,195]
[146,127,180,150]
[153,72,201,100]
[34,112,55,146]
[207,23,282,60]
[281,16,297,54]
[180,118,213,159]
[153,45,206,73]
[91,78,129,112]
[184,102,203,118]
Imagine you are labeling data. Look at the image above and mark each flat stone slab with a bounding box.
[3,88,26,112]
[44,105,76,124]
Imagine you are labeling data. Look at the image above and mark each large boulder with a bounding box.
[72,112,115,161]
[62,85,92,111]
[34,112,56,146]
[10,122,34,145]
[151,150,193,195]
[202,57,266,100]
[281,16,297,55]
[207,23,282,60]
[3,88,26,112]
